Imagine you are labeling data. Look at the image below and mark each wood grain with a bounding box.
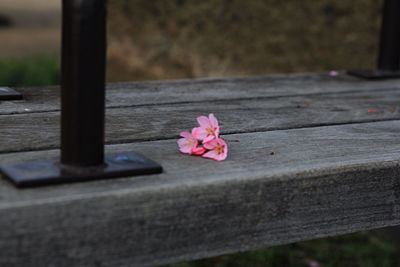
[2,73,400,266]
[1,88,399,154]
[1,73,400,115]
[0,120,400,266]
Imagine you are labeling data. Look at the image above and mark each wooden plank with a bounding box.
[1,73,400,115]
[1,88,399,154]
[0,120,400,266]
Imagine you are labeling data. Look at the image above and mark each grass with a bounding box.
[165,231,399,267]
[0,55,59,87]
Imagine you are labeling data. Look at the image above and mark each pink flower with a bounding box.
[329,70,339,77]
[177,114,228,160]
[177,131,200,155]
[192,114,220,143]
[202,138,228,161]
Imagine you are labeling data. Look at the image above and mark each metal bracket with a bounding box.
[0,87,22,101]
[347,69,400,79]
[1,152,162,188]
[348,0,400,80]
[0,0,162,188]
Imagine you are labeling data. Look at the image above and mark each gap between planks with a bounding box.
[0,88,400,154]
[1,73,400,115]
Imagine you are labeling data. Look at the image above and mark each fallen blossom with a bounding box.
[177,114,228,161]
[192,113,220,143]
[202,138,228,161]
[329,70,339,77]
[177,131,201,155]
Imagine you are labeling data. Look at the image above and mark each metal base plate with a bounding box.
[0,152,162,188]
[0,87,22,100]
[347,69,400,79]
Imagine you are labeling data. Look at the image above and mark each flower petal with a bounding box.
[203,135,216,143]
[197,116,210,127]
[192,127,208,140]
[215,152,227,161]
[177,139,191,153]
[180,131,192,139]
[202,150,220,160]
[209,113,219,128]
[217,138,227,147]
[179,147,192,154]
[177,138,187,146]
[214,127,220,138]
[203,139,217,149]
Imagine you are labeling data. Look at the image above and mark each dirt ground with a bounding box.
[0,0,60,58]
[107,0,383,81]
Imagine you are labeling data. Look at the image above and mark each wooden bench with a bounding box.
[2,0,400,266]
[1,73,400,266]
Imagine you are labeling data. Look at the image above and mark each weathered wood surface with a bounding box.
[1,73,400,266]
[1,88,400,153]
[1,72,400,115]
[1,121,400,266]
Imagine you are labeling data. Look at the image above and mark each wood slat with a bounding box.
[1,73,400,115]
[0,120,400,266]
[1,88,399,154]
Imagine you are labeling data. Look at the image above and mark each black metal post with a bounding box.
[0,0,162,187]
[348,0,400,79]
[377,0,400,71]
[61,0,106,167]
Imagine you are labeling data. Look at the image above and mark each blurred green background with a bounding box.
[2,0,399,266]
[0,55,59,86]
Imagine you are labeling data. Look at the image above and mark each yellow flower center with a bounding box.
[216,144,224,154]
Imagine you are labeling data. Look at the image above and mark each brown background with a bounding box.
[0,0,383,81]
